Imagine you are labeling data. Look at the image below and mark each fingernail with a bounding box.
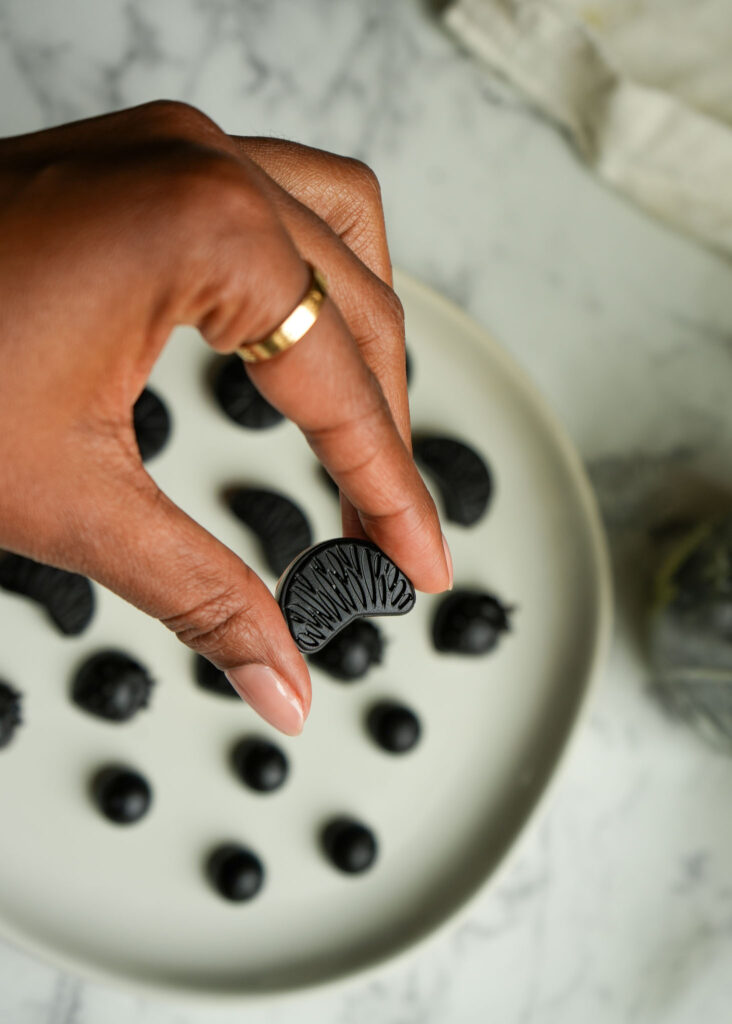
[441,532,454,591]
[225,664,305,736]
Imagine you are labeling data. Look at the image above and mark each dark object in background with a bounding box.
[319,464,340,498]
[92,765,152,825]
[367,700,421,753]
[232,737,289,793]
[72,650,155,722]
[133,386,171,462]
[432,589,512,654]
[213,354,284,429]
[276,539,416,654]
[207,843,265,902]
[0,554,94,636]
[0,681,22,750]
[193,655,238,699]
[413,434,492,526]
[322,817,378,874]
[309,619,384,681]
[405,345,413,388]
[227,486,313,577]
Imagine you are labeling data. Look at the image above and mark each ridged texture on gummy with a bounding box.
[0,554,94,635]
[133,386,171,462]
[228,487,313,576]
[413,434,492,526]
[213,354,284,429]
[0,680,22,750]
[72,650,155,722]
[277,539,416,654]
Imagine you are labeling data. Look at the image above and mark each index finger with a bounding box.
[245,296,451,594]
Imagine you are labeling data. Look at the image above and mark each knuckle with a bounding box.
[161,585,256,659]
[138,99,222,141]
[338,157,383,205]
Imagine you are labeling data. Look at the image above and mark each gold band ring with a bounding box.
[237,263,328,364]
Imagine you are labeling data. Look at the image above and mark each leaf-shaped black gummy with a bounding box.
[71,650,155,722]
[432,589,512,655]
[227,487,313,576]
[0,554,94,635]
[0,680,22,750]
[276,539,416,654]
[213,354,284,429]
[193,655,238,699]
[413,434,492,527]
[133,386,171,462]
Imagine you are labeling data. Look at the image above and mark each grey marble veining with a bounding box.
[1,1,732,1022]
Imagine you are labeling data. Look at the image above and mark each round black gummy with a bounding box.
[72,650,155,722]
[322,818,378,874]
[0,681,22,750]
[227,486,313,577]
[133,386,171,462]
[432,589,512,655]
[193,655,238,699]
[232,737,289,793]
[213,354,284,429]
[207,843,265,902]
[92,765,152,824]
[413,434,492,527]
[308,619,384,681]
[276,539,416,655]
[0,554,94,636]
[367,700,421,754]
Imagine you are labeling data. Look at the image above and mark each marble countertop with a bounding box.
[1,1,731,1022]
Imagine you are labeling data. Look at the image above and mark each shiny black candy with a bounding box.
[213,354,284,429]
[0,554,94,636]
[413,434,492,526]
[133,386,171,462]
[309,619,384,681]
[277,539,416,654]
[72,650,155,722]
[322,818,378,874]
[432,589,512,654]
[193,655,238,698]
[227,486,313,576]
[93,765,152,824]
[207,843,265,902]
[367,701,421,753]
[232,737,289,793]
[0,681,22,750]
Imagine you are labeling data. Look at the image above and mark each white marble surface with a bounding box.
[1,1,732,1021]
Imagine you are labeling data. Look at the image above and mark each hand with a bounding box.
[0,101,452,735]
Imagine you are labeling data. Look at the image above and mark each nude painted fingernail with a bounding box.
[442,532,454,591]
[225,664,305,736]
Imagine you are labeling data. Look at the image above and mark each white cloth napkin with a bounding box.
[443,0,732,257]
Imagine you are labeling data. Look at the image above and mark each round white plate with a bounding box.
[0,271,611,1001]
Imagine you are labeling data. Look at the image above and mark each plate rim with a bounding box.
[0,268,613,1007]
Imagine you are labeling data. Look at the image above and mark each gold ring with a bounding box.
[237,263,328,364]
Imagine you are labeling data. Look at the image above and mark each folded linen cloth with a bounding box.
[442,0,732,257]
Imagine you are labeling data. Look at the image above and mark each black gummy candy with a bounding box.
[213,354,284,429]
[432,589,512,655]
[308,619,384,681]
[367,700,421,754]
[193,655,238,699]
[72,650,155,722]
[232,737,289,793]
[92,765,152,824]
[0,681,22,750]
[276,539,416,654]
[405,345,413,388]
[0,554,94,636]
[227,486,313,577]
[322,817,378,874]
[413,434,492,527]
[207,843,265,902]
[133,386,171,462]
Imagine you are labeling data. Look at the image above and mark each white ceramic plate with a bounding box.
[0,271,611,1001]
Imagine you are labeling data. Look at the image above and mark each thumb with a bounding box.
[77,466,311,736]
